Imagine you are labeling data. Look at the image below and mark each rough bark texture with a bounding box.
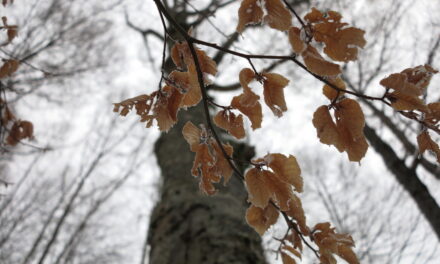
[364,124,440,240]
[148,105,266,264]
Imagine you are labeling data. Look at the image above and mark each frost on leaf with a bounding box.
[246,204,279,235]
[231,93,262,130]
[263,0,292,31]
[168,64,202,107]
[236,0,264,33]
[0,60,19,78]
[312,223,359,264]
[262,72,289,117]
[113,86,183,132]
[182,122,235,194]
[313,99,369,162]
[304,8,366,62]
[417,131,440,163]
[381,65,437,111]
[213,110,246,139]
[302,46,341,76]
[288,27,306,54]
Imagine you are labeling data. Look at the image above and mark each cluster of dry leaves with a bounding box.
[0,1,35,147]
[115,0,439,263]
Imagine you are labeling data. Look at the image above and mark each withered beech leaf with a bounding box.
[417,131,440,163]
[264,153,303,193]
[246,204,279,236]
[288,27,306,54]
[210,142,234,185]
[236,0,264,33]
[181,64,202,107]
[213,110,246,139]
[282,245,302,259]
[170,42,217,76]
[424,102,440,125]
[231,93,262,130]
[323,77,346,101]
[281,252,297,264]
[335,98,368,162]
[245,168,272,208]
[264,0,292,31]
[286,194,308,235]
[304,8,366,62]
[154,86,184,132]
[265,171,293,211]
[312,222,359,264]
[387,91,428,111]
[302,46,341,77]
[192,144,217,195]
[182,121,201,152]
[312,105,344,152]
[239,68,260,106]
[262,72,289,117]
[6,120,34,146]
[0,60,19,79]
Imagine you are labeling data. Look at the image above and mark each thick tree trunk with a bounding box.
[148,105,266,264]
[364,124,440,240]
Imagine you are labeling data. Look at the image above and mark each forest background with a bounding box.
[0,0,439,263]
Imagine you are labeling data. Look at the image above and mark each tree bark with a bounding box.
[148,105,266,264]
[364,124,440,240]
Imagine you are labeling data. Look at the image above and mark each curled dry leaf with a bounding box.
[171,42,217,76]
[239,68,260,106]
[288,27,306,54]
[262,72,289,117]
[1,16,17,45]
[380,65,437,111]
[6,120,34,146]
[304,8,366,62]
[245,168,273,208]
[0,60,19,79]
[264,153,303,192]
[285,194,308,235]
[312,105,345,152]
[313,99,369,162]
[213,110,246,139]
[323,77,346,101]
[245,204,279,235]
[424,102,440,125]
[264,0,292,31]
[302,46,341,77]
[417,131,440,163]
[231,93,262,130]
[182,122,235,194]
[281,252,297,264]
[236,0,264,33]
[312,222,359,264]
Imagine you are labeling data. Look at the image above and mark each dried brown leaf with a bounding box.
[417,131,440,163]
[246,204,279,235]
[236,0,264,33]
[213,110,246,139]
[302,46,341,76]
[264,153,303,192]
[263,0,292,31]
[288,27,306,54]
[231,93,262,130]
[262,72,289,117]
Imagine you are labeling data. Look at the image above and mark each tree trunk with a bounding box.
[148,104,266,264]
